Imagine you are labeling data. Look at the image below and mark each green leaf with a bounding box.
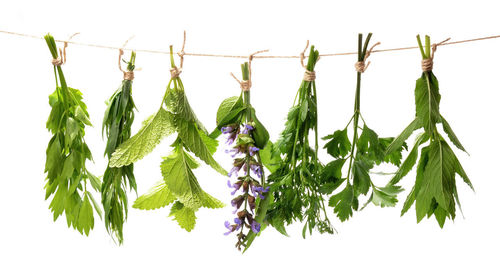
[215,95,244,128]
[65,117,80,145]
[160,147,205,209]
[75,106,91,126]
[259,141,281,173]
[77,193,94,236]
[87,192,103,220]
[110,108,175,167]
[166,89,207,133]
[300,99,308,122]
[441,115,468,154]
[401,145,430,216]
[388,133,429,186]
[168,201,197,232]
[329,185,355,222]
[371,184,403,208]
[133,182,177,210]
[415,72,441,134]
[323,129,351,158]
[352,156,373,195]
[201,191,225,209]
[87,172,102,192]
[357,124,384,162]
[176,118,227,175]
[385,118,421,155]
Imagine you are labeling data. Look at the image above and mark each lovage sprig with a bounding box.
[44,33,102,236]
[385,35,473,227]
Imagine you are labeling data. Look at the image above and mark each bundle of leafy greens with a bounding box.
[265,44,334,238]
[211,61,272,251]
[384,35,473,227]
[110,46,226,231]
[322,33,406,222]
[101,50,138,244]
[44,33,102,236]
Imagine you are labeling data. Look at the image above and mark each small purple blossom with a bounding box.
[250,220,261,233]
[241,123,254,134]
[224,218,243,236]
[248,146,259,156]
[250,163,263,178]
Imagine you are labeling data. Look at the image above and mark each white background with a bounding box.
[1,0,499,277]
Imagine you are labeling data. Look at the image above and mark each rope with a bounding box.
[118,36,135,80]
[230,50,269,91]
[300,40,317,81]
[51,32,79,66]
[355,42,380,73]
[1,30,498,59]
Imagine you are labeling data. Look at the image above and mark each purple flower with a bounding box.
[248,146,259,156]
[224,218,243,235]
[241,124,254,134]
[250,220,261,233]
[221,126,234,134]
[250,163,263,178]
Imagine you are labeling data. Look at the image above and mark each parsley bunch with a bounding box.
[110,46,226,231]
[44,33,102,236]
[385,35,473,227]
[322,33,406,222]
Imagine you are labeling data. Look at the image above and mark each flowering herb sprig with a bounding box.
[223,122,269,250]
[213,61,271,251]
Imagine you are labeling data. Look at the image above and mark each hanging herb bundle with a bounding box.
[384,35,473,227]
[212,56,271,251]
[322,33,406,222]
[265,43,333,238]
[110,45,226,231]
[44,33,102,236]
[101,49,138,243]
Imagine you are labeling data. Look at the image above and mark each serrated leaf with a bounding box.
[77,193,94,236]
[160,147,205,209]
[352,156,373,195]
[329,185,355,221]
[323,129,351,158]
[166,89,207,133]
[133,182,177,210]
[371,184,403,208]
[201,191,225,209]
[169,201,197,231]
[176,118,227,175]
[110,108,175,167]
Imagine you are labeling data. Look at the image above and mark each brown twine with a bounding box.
[118,36,136,80]
[300,40,317,81]
[170,31,186,78]
[421,38,451,72]
[231,49,269,92]
[230,49,269,91]
[51,32,79,66]
[355,41,381,73]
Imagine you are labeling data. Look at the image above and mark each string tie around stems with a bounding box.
[354,41,381,73]
[170,31,186,78]
[300,40,317,81]
[51,33,79,66]
[118,35,135,81]
[421,38,450,72]
[230,49,269,91]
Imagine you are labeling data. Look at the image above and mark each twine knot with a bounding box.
[421,58,433,72]
[420,38,450,72]
[354,61,367,73]
[303,70,316,81]
[51,58,63,66]
[123,71,134,81]
[240,80,252,91]
[355,41,381,73]
[170,67,182,78]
